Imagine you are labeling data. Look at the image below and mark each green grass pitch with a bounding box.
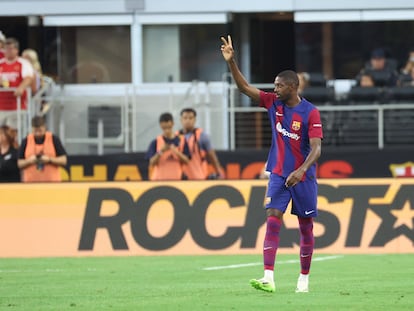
[0,254,412,310]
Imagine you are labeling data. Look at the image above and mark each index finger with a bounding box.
[227,35,232,47]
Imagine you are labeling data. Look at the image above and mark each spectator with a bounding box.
[400,48,414,75]
[400,66,414,87]
[397,48,414,86]
[0,30,5,59]
[145,112,191,181]
[178,107,225,180]
[0,125,20,182]
[356,48,398,87]
[0,38,34,136]
[297,72,310,95]
[22,48,43,95]
[18,116,67,182]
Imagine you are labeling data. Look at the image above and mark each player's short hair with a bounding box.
[31,116,46,128]
[278,70,299,87]
[180,108,197,117]
[159,112,173,123]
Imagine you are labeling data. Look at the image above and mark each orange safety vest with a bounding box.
[180,128,208,180]
[23,132,61,182]
[150,134,186,181]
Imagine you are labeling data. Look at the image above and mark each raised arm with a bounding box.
[221,35,261,103]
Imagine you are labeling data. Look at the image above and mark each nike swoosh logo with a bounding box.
[305,210,314,215]
[263,247,273,251]
[276,112,283,116]
[300,254,311,258]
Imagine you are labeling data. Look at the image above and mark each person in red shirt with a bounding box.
[0,31,5,60]
[0,37,34,132]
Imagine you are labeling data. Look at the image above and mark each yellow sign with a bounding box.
[0,178,413,257]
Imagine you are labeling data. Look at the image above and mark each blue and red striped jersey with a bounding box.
[260,91,323,179]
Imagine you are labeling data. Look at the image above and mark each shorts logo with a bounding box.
[292,121,301,131]
[265,197,272,205]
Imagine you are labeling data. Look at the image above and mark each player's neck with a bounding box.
[285,95,301,108]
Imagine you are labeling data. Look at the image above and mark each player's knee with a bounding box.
[266,208,283,220]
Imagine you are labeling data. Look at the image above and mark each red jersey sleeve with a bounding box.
[308,109,323,139]
[259,91,278,109]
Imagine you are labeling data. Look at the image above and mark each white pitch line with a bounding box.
[0,268,97,273]
[202,255,343,271]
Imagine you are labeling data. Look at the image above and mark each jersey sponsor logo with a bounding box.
[0,71,20,83]
[276,122,300,141]
[292,121,301,131]
[313,123,322,127]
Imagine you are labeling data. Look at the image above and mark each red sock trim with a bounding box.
[268,215,282,224]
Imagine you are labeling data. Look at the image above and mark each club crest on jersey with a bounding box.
[292,121,301,131]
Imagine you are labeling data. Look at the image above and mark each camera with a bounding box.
[36,154,44,171]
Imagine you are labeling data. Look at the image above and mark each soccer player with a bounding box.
[220,35,323,293]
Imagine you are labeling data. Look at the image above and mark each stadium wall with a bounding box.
[62,149,414,181]
[0,178,413,258]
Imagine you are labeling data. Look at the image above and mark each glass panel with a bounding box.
[295,23,323,74]
[49,25,131,84]
[143,24,227,82]
[295,20,414,79]
[179,24,228,82]
[332,21,414,79]
[143,25,180,82]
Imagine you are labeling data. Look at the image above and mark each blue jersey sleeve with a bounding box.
[198,131,212,151]
[145,139,157,160]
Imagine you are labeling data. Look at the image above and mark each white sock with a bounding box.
[264,269,274,282]
[299,273,309,280]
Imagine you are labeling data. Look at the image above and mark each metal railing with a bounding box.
[43,81,414,155]
[0,87,32,143]
[227,83,414,150]
[0,77,57,145]
[58,95,129,155]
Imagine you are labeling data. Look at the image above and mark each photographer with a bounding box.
[18,116,67,182]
